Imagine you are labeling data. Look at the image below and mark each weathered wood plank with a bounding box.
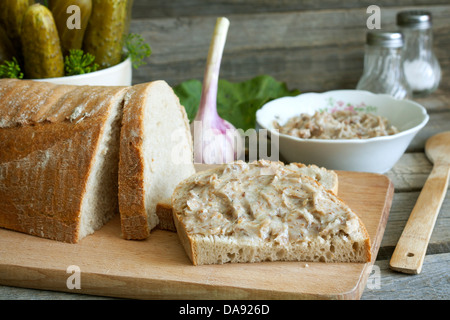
[0,285,112,300]
[132,0,450,18]
[386,153,434,192]
[134,43,366,92]
[407,111,450,152]
[379,191,450,253]
[361,253,450,300]
[414,89,450,113]
[130,5,450,92]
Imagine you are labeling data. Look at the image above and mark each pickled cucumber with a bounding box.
[0,0,34,58]
[21,4,64,79]
[124,0,134,39]
[83,0,130,69]
[51,0,92,56]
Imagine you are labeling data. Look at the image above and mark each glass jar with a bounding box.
[397,11,441,97]
[356,31,411,99]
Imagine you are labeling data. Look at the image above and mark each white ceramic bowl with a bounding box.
[256,90,429,173]
[33,56,132,86]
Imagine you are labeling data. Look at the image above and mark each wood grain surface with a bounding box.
[0,171,393,300]
[130,4,450,94]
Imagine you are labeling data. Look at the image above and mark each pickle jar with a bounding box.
[356,31,411,99]
[397,10,441,97]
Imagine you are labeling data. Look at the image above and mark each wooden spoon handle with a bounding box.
[390,163,450,274]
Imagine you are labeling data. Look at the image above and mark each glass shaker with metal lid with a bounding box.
[397,11,441,97]
[356,31,411,99]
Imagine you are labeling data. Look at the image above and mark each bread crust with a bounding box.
[0,79,127,243]
[118,81,195,240]
[173,208,196,264]
[0,120,98,242]
[118,83,151,240]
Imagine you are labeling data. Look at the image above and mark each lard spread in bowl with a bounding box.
[256,90,428,173]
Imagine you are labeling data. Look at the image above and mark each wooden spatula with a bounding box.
[390,131,450,274]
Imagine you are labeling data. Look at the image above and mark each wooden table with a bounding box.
[1,0,449,300]
[0,92,448,301]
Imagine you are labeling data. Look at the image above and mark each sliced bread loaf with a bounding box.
[172,160,371,265]
[118,81,196,240]
[0,79,127,243]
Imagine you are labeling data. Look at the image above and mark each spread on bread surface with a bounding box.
[177,160,358,244]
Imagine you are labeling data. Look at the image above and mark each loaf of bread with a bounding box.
[156,162,339,232]
[172,160,371,265]
[0,79,127,243]
[118,81,195,240]
[0,79,195,243]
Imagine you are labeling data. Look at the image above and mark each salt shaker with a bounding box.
[397,11,441,97]
[356,31,411,99]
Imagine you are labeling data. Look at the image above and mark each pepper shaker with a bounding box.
[397,11,441,97]
[356,31,411,99]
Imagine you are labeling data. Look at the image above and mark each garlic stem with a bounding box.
[191,17,244,164]
[195,17,230,126]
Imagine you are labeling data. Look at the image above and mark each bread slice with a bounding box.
[156,162,338,232]
[118,81,195,240]
[0,79,127,243]
[155,199,177,231]
[172,160,371,265]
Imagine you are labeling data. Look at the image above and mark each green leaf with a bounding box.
[173,75,300,131]
[173,79,203,121]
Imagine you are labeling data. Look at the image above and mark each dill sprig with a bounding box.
[0,57,24,79]
[64,49,99,76]
[124,33,152,69]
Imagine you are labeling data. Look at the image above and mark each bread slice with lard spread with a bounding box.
[172,160,371,265]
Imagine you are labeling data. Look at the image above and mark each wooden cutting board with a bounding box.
[0,170,393,300]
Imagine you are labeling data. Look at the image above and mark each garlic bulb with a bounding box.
[190,17,244,164]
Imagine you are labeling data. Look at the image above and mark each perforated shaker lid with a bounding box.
[366,31,403,48]
[397,11,432,29]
